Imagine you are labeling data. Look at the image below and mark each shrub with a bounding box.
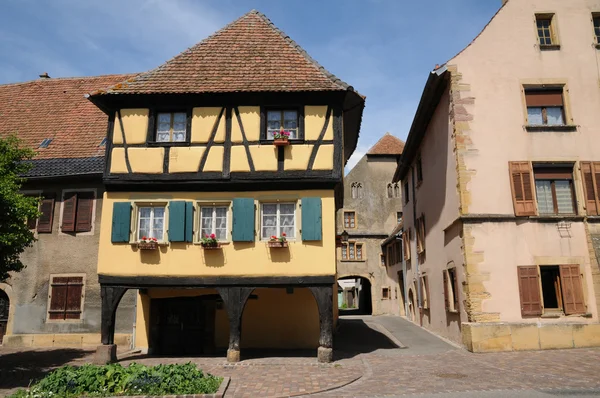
[9,362,222,397]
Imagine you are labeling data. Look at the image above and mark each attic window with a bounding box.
[39,138,53,148]
[99,137,107,147]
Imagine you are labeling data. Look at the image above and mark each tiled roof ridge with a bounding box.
[367,133,405,155]
[0,73,136,89]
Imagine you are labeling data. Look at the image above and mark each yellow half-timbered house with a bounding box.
[89,10,364,363]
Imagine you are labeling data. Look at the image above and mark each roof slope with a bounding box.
[94,10,351,95]
[367,133,405,156]
[0,74,135,160]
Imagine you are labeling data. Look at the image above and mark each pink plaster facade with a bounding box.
[398,0,600,350]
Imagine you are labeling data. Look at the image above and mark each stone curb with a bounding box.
[104,376,230,398]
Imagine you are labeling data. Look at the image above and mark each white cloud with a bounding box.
[344,145,368,175]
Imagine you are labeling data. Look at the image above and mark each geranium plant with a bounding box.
[201,233,220,248]
[140,236,158,243]
[273,130,291,140]
[269,232,287,242]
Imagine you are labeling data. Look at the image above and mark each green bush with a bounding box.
[9,362,222,397]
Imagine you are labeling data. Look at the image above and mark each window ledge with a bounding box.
[539,44,561,51]
[447,309,459,314]
[529,215,583,222]
[146,141,191,147]
[341,259,366,263]
[259,139,305,145]
[194,241,231,246]
[130,241,169,246]
[541,312,562,318]
[525,125,577,132]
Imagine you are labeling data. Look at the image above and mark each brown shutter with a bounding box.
[581,162,600,216]
[417,216,426,254]
[37,195,55,233]
[49,277,68,320]
[517,266,543,317]
[525,90,564,107]
[559,264,586,315]
[65,277,84,320]
[75,192,94,232]
[452,269,459,311]
[443,270,449,310]
[509,162,537,216]
[61,192,78,232]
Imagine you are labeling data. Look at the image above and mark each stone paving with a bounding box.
[1,316,600,397]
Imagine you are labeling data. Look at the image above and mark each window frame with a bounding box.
[146,108,192,146]
[403,181,410,204]
[46,273,86,323]
[382,287,390,300]
[444,268,459,313]
[198,203,231,242]
[420,274,429,310]
[132,202,168,243]
[260,106,305,142]
[533,164,577,215]
[593,13,600,47]
[260,202,297,241]
[535,13,559,49]
[343,211,356,229]
[522,84,574,131]
[59,189,97,236]
[341,241,364,261]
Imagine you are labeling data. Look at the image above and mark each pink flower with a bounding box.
[152,237,157,241]
[271,235,277,240]
[205,234,209,238]
[210,233,216,239]
[282,232,286,237]
[142,236,147,240]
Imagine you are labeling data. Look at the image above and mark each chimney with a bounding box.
[39,72,50,79]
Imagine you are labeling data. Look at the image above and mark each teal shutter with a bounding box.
[301,197,322,241]
[168,201,186,242]
[185,202,194,243]
[232,198,255,242]
[111,202,131,243]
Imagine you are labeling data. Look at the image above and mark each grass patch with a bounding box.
[10,362,222,397]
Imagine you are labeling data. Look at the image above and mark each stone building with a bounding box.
[337,134,404,316]
[395,0,600,351]
[0,75,136,347]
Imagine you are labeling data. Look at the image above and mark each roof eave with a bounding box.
[342,89,366,165]
[393,67,449,183]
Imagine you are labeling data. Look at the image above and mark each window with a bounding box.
[536,14,557,46]
[517,265,586,317]
[525,89,565,126]
[416,215,426,254]
[156,112,187,142]
[380,253,386,267]
[403,181,410,203]
[534,165,576,215]
[580,161,600,215]
[341,242,363,260]
[61,192,94,233]
[48,275,84,321]
[394,184,400,198]
[382,287,390,300]
[351,182,363,199]
[396,212,402,224]
[388,183,400,198]
[403,229,411,261]
[261,203,295,240]
[594,14,600,44]
[420,275,429,309]
[344,211,356,229]
[416,156,423,184]
[444,268,459,312]
[24,193,55,233]
[387,183,393,198]
[137,206,166,241]
[395,240,403,264]
[266,109,298,139]
[200,206,228,240]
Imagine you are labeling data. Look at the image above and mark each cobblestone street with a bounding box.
[1,316,599,397]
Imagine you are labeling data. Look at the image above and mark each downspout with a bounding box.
[412,166,422,325]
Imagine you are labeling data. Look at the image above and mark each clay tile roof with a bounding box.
[367,133,405,156]
[0,74,135,161]
[93,10,351,95]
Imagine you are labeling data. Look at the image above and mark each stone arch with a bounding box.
[0,283,15,343]
[337,274,372,315]
[407,288,416,323]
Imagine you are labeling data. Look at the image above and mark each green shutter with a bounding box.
[232,198,255,242]
[169,201,186,242]
[185,202,194,243]
[301,197,322,241]
[111,202,131,243]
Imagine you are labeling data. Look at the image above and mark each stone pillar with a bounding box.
[216,287,253,362]
[309,285,334,363]
[98,285,128,363]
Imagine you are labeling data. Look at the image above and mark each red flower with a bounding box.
[271,235,277,239]
[282,232,286,237]
[152,237,157,241]
[210,233,216,239]
[205,234,209,238]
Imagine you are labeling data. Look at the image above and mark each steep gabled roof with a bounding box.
[367,133,405,156]
[93,10,351,95]
[0,74,135,161]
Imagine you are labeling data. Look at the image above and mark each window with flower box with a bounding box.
[266,109,299,140]
[261,203,295,240]
[137,206,166,242]
[200,206,228,241]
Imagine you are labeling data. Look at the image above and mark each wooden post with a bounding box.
[309,285,334,363]
[216,287,253,362]
[97,285,128,364]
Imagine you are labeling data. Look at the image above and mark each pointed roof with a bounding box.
[93,10,352,95]
[367,133,405,156]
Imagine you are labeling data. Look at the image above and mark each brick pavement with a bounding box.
[1,317,600,397]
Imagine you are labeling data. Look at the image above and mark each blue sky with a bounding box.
[0,0,500,170]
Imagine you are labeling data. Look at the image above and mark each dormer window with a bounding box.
[156,112,187,142]
[267,109,298,139]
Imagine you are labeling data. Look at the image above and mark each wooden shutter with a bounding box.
[48,276,68,320]
[65,277,83,320]
[232,198,255,242]
[451,269,459,311]
[403,230,411,261]
[111,202,132,243]
[559,264,586,315]
[37,194,55,233]
[417,216,426,254]
[301,197,322,241]
[580,162,600,216]
[525,90,564,107]
[509,162,537,216]
[168,201,186,242]
[75,192,94,232]
[185,202,194,243]
[443,270,449,310]
[61,192,77,232]
[517,266,543,317]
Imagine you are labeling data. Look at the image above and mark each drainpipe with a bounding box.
[411,166,422,325]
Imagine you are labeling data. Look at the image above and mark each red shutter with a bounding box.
[559,264,586,315]
[517,266,543,317]
[581,162,600,216]
[65,277,84,320]
[75,192,94,232]
[37,195,55,233]
[509,162,537,216]
[49,277,68,320]
[61,193,78,232]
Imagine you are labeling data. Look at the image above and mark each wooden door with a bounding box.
[0,290,9,344]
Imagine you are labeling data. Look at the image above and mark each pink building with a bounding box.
[395,0,600,351]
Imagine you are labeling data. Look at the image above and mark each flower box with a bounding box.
[273,138,290,147]
[201,243,222,250]
[137,241,158,250]
[268,241,288,248]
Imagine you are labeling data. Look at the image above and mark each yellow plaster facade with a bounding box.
[191,107,225,143]
[113,109,149,145]
[110,147,164,174]
[230,146,251,172]
[305,106,333,140]
[231,106,260,143]
[249,145,278,171]
[313,145,334,170]
[203,146,224,172]
[168,147,205,173]
[284,145,313,170]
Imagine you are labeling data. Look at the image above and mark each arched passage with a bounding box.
[0,289,10,344]
[338,276,372,315]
